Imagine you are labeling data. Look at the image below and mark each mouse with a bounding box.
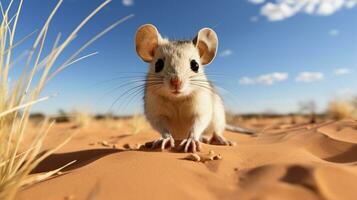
[135,24,255,153]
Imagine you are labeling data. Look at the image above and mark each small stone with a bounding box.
[57,171,63,175]
[230,141,237,146]
[88,142,95,146]
[185,153,201,162]
[203,151,223,161]
[112,144,117,149]
[135,143,142,149]
[101,140,109,147]
[123,143,130,149]
[123,143,142,150]
[212,154,222,160]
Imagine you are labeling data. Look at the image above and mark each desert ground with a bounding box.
[15,116,357,200]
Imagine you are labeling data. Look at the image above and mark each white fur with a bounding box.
[135,24,236,152]
[144,41,227,142]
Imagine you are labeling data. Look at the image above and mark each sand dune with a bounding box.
[17,119,357,200]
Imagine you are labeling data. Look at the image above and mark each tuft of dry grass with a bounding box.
[70,110,92,128]
[105,117,123,130]
[328,100,356,120]
[128,114,146,135]
[0,0,132,199]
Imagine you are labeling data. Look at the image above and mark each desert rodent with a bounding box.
[135,24,254,153]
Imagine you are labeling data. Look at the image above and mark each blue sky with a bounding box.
[10,0,357,115]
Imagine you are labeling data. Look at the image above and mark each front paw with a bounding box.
[146,135,175,150]
[179,137,202,153]
[209,135,236,146]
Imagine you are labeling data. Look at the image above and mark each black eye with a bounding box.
[190,60,199,72]
[155,58,164,73]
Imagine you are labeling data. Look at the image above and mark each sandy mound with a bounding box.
[16,119,357,200]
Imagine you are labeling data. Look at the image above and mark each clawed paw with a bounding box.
[209,135,236,146]
[146,136,175,150]
[179,138,201,153]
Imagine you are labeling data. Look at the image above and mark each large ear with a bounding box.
[135,24,162,62]
[193,28,218,65]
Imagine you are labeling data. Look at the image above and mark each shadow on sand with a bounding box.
[31,148,122,174]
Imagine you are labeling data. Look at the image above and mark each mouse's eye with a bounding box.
[190,60,199,73]
[155,58,164,73]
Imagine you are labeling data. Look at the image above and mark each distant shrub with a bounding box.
[328,100,355,120]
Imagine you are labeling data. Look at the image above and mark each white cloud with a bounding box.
[334,68,352,75]
[239,72,288,85]
[261,2,297,21]
[249,0,357,21]
[219,49,233,57]
[346,0,357,8]
[257,72,289,85]
[295,72,324,82]
[248,0,265,4]
[239,77,256,85]
[329,29,340,36]
[122,0,134,6]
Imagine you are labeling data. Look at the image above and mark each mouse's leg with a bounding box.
[179,136,201,153]
[210,123,236,146]
[210,131,236,146]
[179,116,210,153]
[149,132,175,150]
[209,102,236,146]
[145,117,175,150]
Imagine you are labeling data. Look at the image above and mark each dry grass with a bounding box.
[104,117,123,130]
[0,0,132,199]
[128,114,146,135]
[71,110,92,128]
[328,100,356,120]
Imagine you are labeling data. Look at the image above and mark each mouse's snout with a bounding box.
[170,77,182,90]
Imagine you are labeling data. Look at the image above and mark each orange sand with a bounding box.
[17,118,357,200]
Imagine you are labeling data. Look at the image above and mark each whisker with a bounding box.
[190,82,213,89]
[190,80,214,86]
[109,82,163,113]
[119,83,163,113]
[190,79,211,83]
[102,79,162,97]
[115,86,146,113]
[91,77,160,87]
[190,83,216,95]
[189,73,227,81]
[104,70,236,114]
[109,85,145,112]
[119,83,161,113]
[114,84,163,114]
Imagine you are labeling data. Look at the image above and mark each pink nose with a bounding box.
[170,77,182,89]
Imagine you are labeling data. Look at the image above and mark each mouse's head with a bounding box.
[135,24,218,98]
